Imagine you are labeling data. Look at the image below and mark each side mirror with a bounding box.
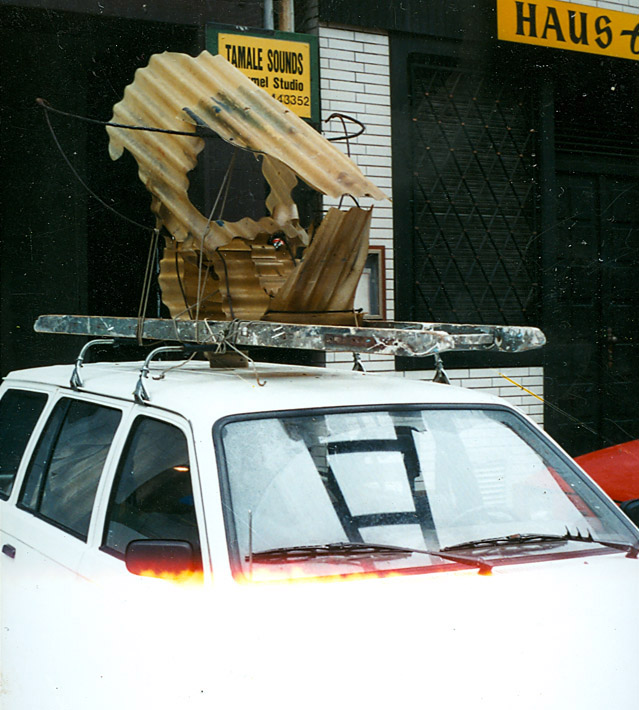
[125,539,195,578]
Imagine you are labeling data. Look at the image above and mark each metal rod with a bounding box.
[134,345,185,404]
[70,338,116,389]
[278,0,294,31]
[264,0,274,29]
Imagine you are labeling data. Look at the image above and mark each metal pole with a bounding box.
[538,71,557,434]
[264,0,274,30]
[539,73,557,334]
[278,0,294,32]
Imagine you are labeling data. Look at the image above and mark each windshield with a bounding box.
[217,407,637,581]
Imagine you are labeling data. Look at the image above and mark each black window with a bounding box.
[402,59,539,326]
[19,398,122,539]
[103,417,200,561]
[0,389,48,499]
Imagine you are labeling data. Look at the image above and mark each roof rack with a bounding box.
[34,315,545,358]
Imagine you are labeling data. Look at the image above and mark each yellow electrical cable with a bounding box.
[499,373,601,437]
[499,372,545,403]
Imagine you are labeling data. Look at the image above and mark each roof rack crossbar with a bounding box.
[34,315,545,358]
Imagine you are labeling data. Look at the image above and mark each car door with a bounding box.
[1,391,127,710]
[71,409,212,708]
[79,409,208,578]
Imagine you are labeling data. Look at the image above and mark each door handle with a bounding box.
[2,544,16,559]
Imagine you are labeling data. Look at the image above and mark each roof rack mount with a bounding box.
[34,315,545,358]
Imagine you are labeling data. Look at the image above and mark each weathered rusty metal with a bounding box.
[34,315,546,358]
[108,51,387,325]
[263,207,372,323]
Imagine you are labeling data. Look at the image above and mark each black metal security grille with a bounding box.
[409,61,539,325]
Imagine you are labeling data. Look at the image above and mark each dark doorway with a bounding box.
[545,170,639,455]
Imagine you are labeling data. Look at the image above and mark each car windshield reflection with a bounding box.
[218,407,638,581]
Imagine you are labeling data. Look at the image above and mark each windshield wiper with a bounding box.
[441,528,639,558]
[248,541,493,574]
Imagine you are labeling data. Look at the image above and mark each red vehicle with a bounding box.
[576,440,639,526]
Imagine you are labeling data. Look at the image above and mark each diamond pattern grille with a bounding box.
[409,62,539,325]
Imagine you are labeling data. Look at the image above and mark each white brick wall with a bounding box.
[318,26,394,323]
[318,26,398,372]
[401,367,545,425]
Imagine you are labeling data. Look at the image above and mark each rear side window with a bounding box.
[103,416,200,561]
[0,389,48,499]
[19,398,122,539]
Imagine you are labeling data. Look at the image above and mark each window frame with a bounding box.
[0,386,50,502]
[16,394,125,542]
[99,411,205,569]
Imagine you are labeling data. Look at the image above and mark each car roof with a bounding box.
[3,360,507,421]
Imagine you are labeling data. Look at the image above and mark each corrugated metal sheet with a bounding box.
[108,51,387,325]
[265,207,372,323]
[108,51,386,247]
[108,52,387,202]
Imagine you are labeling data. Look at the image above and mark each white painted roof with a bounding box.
[4,360,507,422]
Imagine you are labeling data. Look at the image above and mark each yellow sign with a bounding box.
[218,33,313,118]
[497,0,639,61]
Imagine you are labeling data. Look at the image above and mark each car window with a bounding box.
[0,389,48,500]
[19,398,122,540]
[218,407,637,582]
[103,416,200,563]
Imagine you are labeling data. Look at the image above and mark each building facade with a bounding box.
[304,0,639,455]
[1,0,637,456]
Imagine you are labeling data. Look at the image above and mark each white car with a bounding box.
[1,356,638,709]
